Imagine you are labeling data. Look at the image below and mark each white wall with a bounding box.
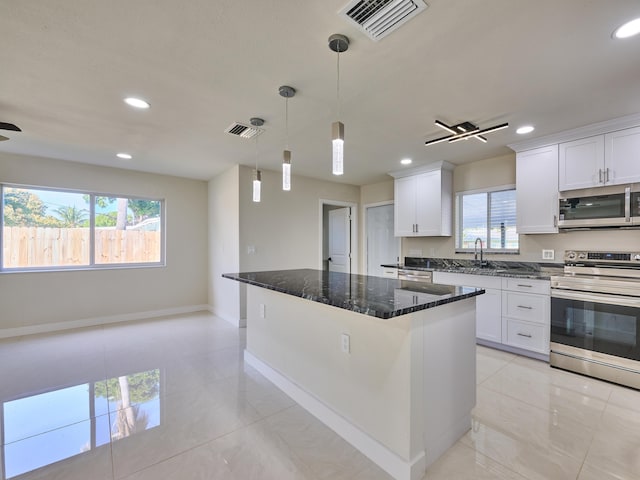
[238,165,360,272]
[0,152,209,334]
[209,165,360,326]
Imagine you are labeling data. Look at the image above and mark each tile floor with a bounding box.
[1,312,639,480]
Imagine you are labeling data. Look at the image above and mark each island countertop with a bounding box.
[222,268,484,319]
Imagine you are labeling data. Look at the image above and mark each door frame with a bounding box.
[319,199,358,274]
[363,201,401,276]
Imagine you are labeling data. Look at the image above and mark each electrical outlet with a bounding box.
[542,249,555,260]
[340,333,350,354]
[247,245,256,254]
[259,303,266,318]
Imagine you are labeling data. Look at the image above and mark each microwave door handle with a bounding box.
[625,186,631,222]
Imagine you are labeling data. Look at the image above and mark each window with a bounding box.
[1,185,164,271]
[455,186,518,252]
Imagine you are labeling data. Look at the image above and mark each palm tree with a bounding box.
[55,205,88,227]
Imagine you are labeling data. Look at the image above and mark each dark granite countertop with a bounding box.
[222,269,484,320]
[382,257,563,280]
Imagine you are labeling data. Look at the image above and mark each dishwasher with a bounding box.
[397,268,433,283]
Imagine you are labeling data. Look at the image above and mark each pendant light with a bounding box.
[328,34,349,176]
[250,117,264,203]
[279,85,296,191]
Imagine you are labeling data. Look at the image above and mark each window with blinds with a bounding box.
[455,186,518,252]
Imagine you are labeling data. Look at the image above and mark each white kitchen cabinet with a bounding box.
[433,271,502,343]
[501,277,550,355]
[559,135,605,191]
[394,175,420,236]
[434,271,551,356]
[390,162,453,237]
[604,126,640,185]
[559,127,640,191]
[516,145,559,234]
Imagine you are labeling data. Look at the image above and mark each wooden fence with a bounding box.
[2,227,161,267]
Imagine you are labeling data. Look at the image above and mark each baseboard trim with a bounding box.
[244,349,425,480]
[0,304,210,339]
[210,305,246,328]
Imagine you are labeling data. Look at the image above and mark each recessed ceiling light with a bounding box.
[124,97,150,109]
[401,158,412,165]
[516,125,535,135]
[613,17,640,39]
[117,153,132,160]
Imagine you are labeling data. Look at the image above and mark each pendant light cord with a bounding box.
[255,135,259,171]
[336,49,341,119]
[285,97,289,149]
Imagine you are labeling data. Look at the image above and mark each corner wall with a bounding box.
[208,165,245,326]
[0,152,209,335]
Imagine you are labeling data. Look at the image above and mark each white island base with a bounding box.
[243,285,477,480]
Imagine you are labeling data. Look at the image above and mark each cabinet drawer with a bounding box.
[502,277,550,295]
[382,268,398,279]
[503,291,549,323]
[505,319,547,353]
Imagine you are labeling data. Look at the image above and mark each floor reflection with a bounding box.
[2,369,160,478]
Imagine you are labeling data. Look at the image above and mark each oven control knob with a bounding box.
[566,251,576,260]
[578,252,587,259]
[634,254,640,261]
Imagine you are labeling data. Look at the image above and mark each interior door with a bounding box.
[366,204,399,277]
[328,207,351,273]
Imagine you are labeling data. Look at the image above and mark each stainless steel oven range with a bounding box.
[550,250,640,389]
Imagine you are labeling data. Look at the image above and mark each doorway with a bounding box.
[320,200,358,274]
[364,202,400,277]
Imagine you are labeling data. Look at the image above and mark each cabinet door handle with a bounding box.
[553,215,557,228]
[517,284,533,288]
[625,186,631,222]
[517,332,532,338]
[517,305,533,310]
[415,223,419,233]
[606,168,610,183]
[598,168,603,183]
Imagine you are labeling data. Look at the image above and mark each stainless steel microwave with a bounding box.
[558,185,640,229]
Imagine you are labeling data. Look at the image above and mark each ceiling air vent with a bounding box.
[224,122,264,139]
[339,0,428,41]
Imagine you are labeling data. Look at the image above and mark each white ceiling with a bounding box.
[2,0,640,186]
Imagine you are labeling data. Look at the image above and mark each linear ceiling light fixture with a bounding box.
[329,33,349,176]
[279,85,296,191]
[250,117,264,203]
[425,119,508,146]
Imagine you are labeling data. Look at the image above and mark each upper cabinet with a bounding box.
[558,135,605,190]
[605,126,640,185]
[559,126,640,191]
[389,161,453,237]
[516,145,559,234]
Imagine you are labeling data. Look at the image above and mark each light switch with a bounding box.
[340,333,350,354]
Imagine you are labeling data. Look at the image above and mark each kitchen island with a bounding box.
[223,269,484,480]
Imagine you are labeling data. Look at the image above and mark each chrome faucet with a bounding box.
[474,237,484,266]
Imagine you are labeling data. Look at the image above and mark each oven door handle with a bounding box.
[551,289,640,308]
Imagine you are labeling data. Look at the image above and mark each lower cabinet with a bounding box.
[432,272,502,343]
[433,271,550,356]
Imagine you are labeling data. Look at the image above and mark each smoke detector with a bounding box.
[339,0,428,41]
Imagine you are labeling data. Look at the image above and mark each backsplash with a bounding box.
[402,228,640,264]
